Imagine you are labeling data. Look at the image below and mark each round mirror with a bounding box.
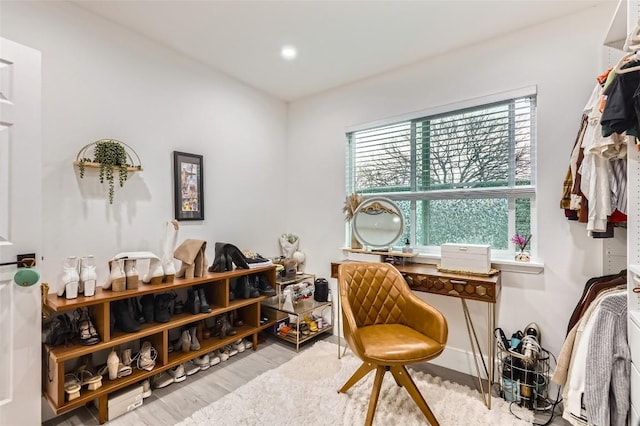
[352,197,404,250]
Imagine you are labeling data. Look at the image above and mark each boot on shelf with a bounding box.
[79,255,97,297]
[106,259,126,292]
[247,275,261,298]
[143,258,164,285]
[209,242,231,273]
[185,287,201,315]
[229,309,243,327]
[257,274,276,297]
[197,286,212,313]
[58,256,80,299]
[178,329,191,352]
[154,293,172,323]
[112,299,141,333]
[194,245,208,278]
[130,297,146,324]
[189,326,200,351]
[140,294,155,323]
[124,259,139,290]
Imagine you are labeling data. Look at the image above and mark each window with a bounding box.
[346,90,536,254]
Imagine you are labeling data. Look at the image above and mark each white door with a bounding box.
[0,37,42,426]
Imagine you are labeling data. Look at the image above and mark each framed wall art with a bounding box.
[173,151,204,221]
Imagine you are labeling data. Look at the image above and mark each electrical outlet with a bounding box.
[17,253,36,268]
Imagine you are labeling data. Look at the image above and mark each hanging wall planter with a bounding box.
[74,139,143,204]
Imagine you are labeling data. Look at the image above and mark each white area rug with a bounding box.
[176,341,533,426]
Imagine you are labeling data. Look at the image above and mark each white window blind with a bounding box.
[346,94,536,251]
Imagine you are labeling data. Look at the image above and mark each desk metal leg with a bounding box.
[461,299,492,409]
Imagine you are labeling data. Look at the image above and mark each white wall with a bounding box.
[287,3,619,373]
[2,1,289,289]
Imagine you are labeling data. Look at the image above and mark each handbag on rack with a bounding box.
[314,278,329,302]
[42,313,76,347]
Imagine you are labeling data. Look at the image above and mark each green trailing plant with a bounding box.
[83,140,130,204]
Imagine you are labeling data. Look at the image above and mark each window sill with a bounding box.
[410,252,543,275]
[341,248,545,274]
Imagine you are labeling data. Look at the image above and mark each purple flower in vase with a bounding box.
[510,234,531,252]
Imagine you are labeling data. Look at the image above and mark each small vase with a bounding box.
[515,250,530,262]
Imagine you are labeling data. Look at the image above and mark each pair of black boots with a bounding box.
[229,274,275,300]
[186,286,212,315]
[209,242,249,272]
[136,293,173,324]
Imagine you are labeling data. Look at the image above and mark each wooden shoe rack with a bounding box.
[43,265,277,424]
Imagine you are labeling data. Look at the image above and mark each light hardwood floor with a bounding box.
[43,333,569,426]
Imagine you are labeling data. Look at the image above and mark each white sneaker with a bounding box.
[208,351,221,366]
[224,344,239,357]
[242,339,253,350]
[232,339,245,353]
[193,354,210,371]
[141,379,152,398]
[216,348,230,362]
[168,364,186,383]
[184,360,200,376]
[151,372,174,389]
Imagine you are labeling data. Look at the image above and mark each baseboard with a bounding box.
[424,346,494,379]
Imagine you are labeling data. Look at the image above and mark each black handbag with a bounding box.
[314,278,329,302]
[42,313,76,347]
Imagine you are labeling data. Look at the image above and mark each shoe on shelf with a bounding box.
[154,293,172,323]
[75,307,100,345]
[64,373,81,401]
[140,294,155,323]
[107,350,120,381]
[151,372,174,389]
[124,258,139,290]
[178,329,191,352]
[208,352,221,366]
[134,341,157,371]
[79,255,97,297]
[141,379,152,398]
[189,327,200,351]
[168,364,186,383]
[257,274,276,297]
[185,288,201,315]
[143,258,164,285]
[112,299,141,333]
[58,256,80,299]
[242,339,253,350]
[224,344,239,357]
[184,360,201,376]
[232,339,245,353]
[216,348,230,362]
[108,259,127,292]
[197,286,212,313]
[76,366,103,391]
[193,354,210,371]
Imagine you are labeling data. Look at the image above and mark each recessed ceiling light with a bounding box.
[281,45,297,61]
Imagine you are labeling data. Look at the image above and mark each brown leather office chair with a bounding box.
[338,262,448,426]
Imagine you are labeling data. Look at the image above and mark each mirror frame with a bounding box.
[352,196,404,250]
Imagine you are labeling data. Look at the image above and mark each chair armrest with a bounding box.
[403,292,448,345]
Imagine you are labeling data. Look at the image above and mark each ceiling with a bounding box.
[73,0,609,102]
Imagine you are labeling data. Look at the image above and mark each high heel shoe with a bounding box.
[107,350,119,380]
[79,255,97,297]
[143,258,164,284]
[124,259,139,290]
[106,259,126,292]
[58,256,79,299]
[75,307,100,345]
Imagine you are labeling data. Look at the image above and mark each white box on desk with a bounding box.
[440,243,491,274]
